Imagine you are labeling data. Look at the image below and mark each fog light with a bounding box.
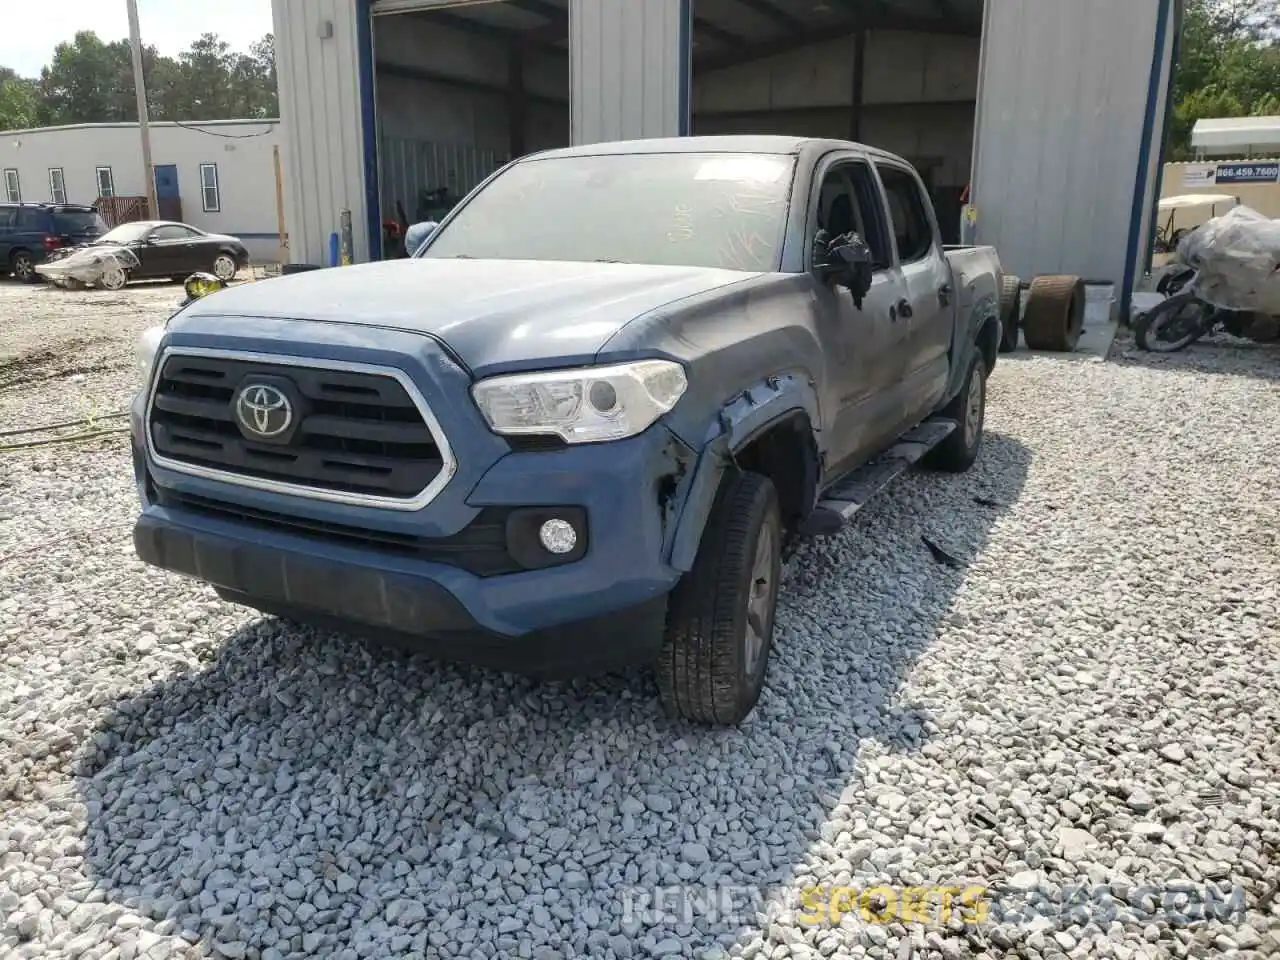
[538,518,578,554]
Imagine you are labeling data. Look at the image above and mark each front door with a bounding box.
[153,164,182,221]
[874,162,954,429]
[806,155,912,480]
[142,223,201,277]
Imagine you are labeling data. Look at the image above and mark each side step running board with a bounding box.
[798,418,958,537]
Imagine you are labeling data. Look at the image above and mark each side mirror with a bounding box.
[815,231,874,308]
[183,272,227,302]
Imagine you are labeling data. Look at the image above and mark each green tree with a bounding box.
[1167,0,1280,159]
[35,32,137,124]
[0,71,39,130]
[3,30,277,129]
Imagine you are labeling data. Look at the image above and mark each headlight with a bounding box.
[472,359,687,444]
[136,325,166,384]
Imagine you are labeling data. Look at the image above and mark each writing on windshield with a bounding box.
[421,152,795,272]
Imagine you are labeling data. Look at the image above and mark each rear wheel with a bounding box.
[656,470,782,726]
[998,275,1022,353]
[212,254,238,281]
[10,249,37,283]
[923,353,986,473]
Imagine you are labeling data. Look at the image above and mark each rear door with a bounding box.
[804,153,911,478]
[874,162,954,425]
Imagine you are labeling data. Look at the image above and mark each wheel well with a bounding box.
[9,247,32,264]
[977,315,1000,372]
[734,412,817,531]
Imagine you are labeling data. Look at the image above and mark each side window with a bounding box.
[811,160,891,271]
[151,225,191,241]
[16,208,43,230]
[199,163,220,213]
[0,207,15,228]
[876,164,934,263]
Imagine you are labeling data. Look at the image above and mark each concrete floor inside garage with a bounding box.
[369,0,985,243]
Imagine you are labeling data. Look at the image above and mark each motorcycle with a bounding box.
[1136,265,1279,352]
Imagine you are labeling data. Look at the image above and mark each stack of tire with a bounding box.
[997,274,1087,354]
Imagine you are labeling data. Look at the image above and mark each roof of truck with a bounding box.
[527,135,903,163]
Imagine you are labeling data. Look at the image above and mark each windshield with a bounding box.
[420,152,795,272]
[53,210,107,234]
[96,223,151,244]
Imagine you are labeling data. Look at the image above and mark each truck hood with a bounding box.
[180,258,759,375]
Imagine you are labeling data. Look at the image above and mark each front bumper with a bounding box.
[133,363,697,671]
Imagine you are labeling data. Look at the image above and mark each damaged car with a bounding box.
[36,220,250,289]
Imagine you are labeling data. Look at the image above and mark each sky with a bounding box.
[0,0,274,78]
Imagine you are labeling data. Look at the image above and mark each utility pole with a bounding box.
[126,0,157,217]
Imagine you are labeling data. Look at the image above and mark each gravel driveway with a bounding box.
[1,282,1278,960]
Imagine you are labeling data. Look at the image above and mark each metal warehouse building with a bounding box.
[271,0,1181,312]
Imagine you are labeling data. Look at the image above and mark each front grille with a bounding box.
[148,354,446,501]
[152,487,522,577]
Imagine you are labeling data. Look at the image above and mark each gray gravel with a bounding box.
[2,284,1279,960]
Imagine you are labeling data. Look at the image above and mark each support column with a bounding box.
[569,0,690,145]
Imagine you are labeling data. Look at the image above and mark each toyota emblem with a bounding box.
[235,383,293,439]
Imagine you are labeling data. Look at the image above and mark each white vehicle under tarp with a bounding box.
[1176,204,1280,316]
[34,246,141,291]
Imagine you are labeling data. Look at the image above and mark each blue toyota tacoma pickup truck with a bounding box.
[132,136,1003,725]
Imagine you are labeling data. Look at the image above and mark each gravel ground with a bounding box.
[1,283,1278,960]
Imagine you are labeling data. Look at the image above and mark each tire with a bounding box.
[998,274,1022,353]
[1133,292,1213,352]
[923,353,986,473]
[98,265,128,291]
[656,470,782,726]
[212,254,238,282]
[10,249,38,284]
[1022,275,1085,352]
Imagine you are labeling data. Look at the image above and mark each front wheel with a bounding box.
[98,265,128,291]
[212,254,238,282]
[656,470,782,726]
[1134,293,1213,352]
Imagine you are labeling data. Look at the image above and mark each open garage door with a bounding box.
[370,0,569,255]
[689,0,982,244]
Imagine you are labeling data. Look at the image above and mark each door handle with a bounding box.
[896,298,914,319]
[938,283,953,306]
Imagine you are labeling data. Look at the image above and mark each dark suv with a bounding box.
[0,203,109,282]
